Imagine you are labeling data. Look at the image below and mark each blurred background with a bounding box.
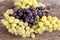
[0,0,60,40]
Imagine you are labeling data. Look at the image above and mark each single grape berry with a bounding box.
[13,8,19,13]
[29,6,35,11]
[36,7,45,10]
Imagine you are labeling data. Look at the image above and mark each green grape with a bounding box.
[14,2,21,7]
[39,2,45,7]
[40,16,47,22]
[22,33,27,38]
[14,19,19,23]
[4,12,9,19]
[19,21,24,26]
[57,24,60,30]
[28,2,32,6]
[52,17,58,21]
[48,27,53,32]
[51,20,56,24]
[48,24,53,30]
[21,26,25,29]
[11,23,16,27]
[13,28,18,35]
[38,22,44,27]
[21,29,25,35]
[5,24,11,29]
[8,17,15,23]
[45,26,49,31]
[56,20,60,24]
[26,26,30,31]
[25,6,30,9]
[31,33,35,38]
[25,31,30,37]
[53,24,58,30]
[35,28,43,34]
[15,25,20,29]
[44,20,50,26]
[30,28,34,33]
[40,26,45,31]
[36,15,39,21]
[8,9,13,15]
[8,28,14,34]
[47,15,52,22]
[1,19,9,26]
[24,22,28,26]
[18,27,22,35]
[32,25,37,29]
[21,5,25,9]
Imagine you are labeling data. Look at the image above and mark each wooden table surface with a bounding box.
[0,0,60,40]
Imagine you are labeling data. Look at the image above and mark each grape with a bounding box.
[15,15,20,19]
[46,6,51,10]
[31,33,35,38]
[47,15,52,21]
[38,22,44,27]
[19,21,24,26]
[26,26,30,31]
[30,28,34,33]
[25,31,30,37]
[32,20,37,25]
[25,18,29,22]
[13,13,17,17]
[29,6,35,11]
[8,17,14,23]
[22,33,27,38]
[13,8,19,13]
[36,7,45,10]
[24,22,28,26]
[39,2,45,7]
[29,18,34,23]
[18,12,23,17]
[28,23,32,27]
[37,11,43,18]
[14,19,19,23]
[12,23,16,27]
[1,19,9,26]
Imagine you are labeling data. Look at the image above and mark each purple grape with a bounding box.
[28,12,33,16]
[13,8,19,13]
[13,13,17,16]
[28,23,32,27]
[29,18,34,23]
[29,6,35,11]
[46,6,51,10]
[25,18,29,22]
[15,15,20,19]
[18,12,23,17]
[32,20,37,25]
[37,11,43,18]
[36,7,45,10]
[25,9,31,14]
[32,11,37,16]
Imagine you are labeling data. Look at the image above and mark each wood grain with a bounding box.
[0,0,60,40]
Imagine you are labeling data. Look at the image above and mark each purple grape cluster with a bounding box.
[12,6,50,27]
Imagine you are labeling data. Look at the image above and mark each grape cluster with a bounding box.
[1,9,60,38]
[34,16,60,34]
[15,0,45,9]
[12,6,49,27]
[1,0,60,39]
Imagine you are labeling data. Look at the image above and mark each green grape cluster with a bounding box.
[35,15,60,34]
[15,0,45,9]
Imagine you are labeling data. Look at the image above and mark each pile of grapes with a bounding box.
[1,0,60,38]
